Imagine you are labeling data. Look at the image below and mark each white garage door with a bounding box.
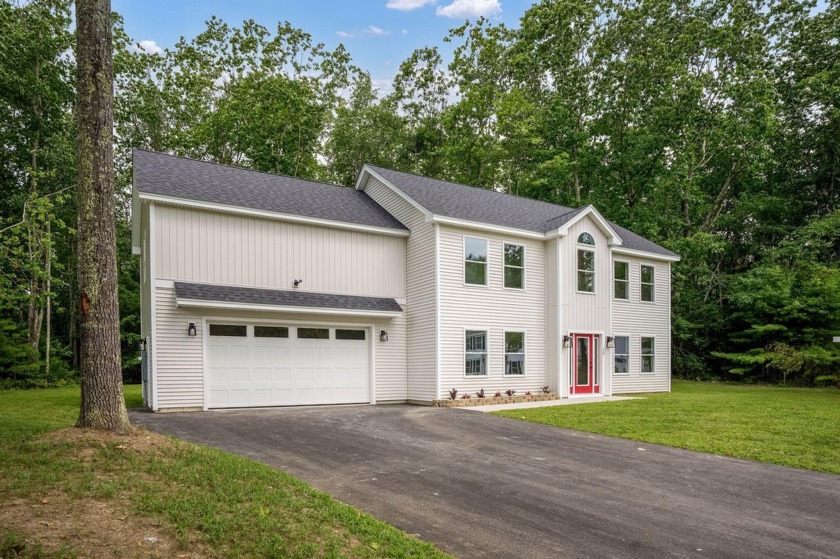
[206,323,370,408]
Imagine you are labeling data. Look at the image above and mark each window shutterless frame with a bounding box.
[464,327,489,377]
[463,235,489,287]
[613,260,629,300]
[576,248,596,294]
[502,242,525,290]
[641,336,656,374]
[503,330,526,376]
[613,334,630,375]
[641,264,655,303]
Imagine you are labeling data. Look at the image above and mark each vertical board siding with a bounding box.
[560,216,612,395]
[153,286,407,409]
[437,225,547,398]
[611,258,671,393]
[154,204,406,299]
[363,177,436,402]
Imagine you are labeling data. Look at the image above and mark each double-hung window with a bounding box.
[577,232,595,293]
[641,265,655,302]
[504,243,524,289]
[504,332,525,375]
[641,337,655,373]
[464,237,488,285]
[614,261,629,300]
[465,330,487,376]
[614,336,630,374]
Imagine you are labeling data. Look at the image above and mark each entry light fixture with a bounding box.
[293,278,303,287]
[606,336,615,349]
[187,321,197,337]
[562,335,571,348]
[380,330,389,342]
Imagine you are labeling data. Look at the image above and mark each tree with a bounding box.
[75,0,130,432]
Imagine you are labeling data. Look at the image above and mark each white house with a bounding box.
[132,150,679,411]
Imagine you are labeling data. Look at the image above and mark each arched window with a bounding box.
[577,232,595,292]
[577,232,595,245]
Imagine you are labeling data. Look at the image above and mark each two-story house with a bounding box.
[132,150,679,411]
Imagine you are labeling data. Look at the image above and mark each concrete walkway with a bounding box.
[467,394,641,412]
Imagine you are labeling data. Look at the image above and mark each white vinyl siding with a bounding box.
[154,204,406,299]
[438,225,546,398]
[152,285,408,409]
[611,258,671,393]
[362,176,436,402]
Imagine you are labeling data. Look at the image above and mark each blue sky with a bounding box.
[113,0,536,92]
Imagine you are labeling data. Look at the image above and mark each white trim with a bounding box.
[576,245,596,295]
[434,223,442,400]
[155,279,175,289]
[463,234,489,287]
[431,215,547,240]
[640,264,656,303]
[668,263,673,393]
[501,241,526,291]
[356,166,433,220]
[369,322,377,405]
[554,205,622,246]
[612,246,680,262]
[641,335,656,374]
[502,329,527,377]
[176,298,402,318]
[463,327,490,379]
[611,333,631,376]
[149,202,159,411]
[556,238,565,397]
[138,191,410,238]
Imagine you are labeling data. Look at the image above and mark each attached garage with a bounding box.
[206,322,371,408]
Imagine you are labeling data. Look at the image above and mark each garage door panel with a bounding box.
[207,323,370,409]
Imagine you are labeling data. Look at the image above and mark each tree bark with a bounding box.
[75,0,130,433]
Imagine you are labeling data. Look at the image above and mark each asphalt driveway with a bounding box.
[130,405,840,559]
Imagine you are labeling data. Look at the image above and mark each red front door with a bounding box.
[572,334,600,395]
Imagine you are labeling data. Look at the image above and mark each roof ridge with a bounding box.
[366,164,576,213]
[134,148,348,191]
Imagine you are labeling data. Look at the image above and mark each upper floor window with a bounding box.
[577,232,595,293]
[504,243,524,289]
[614,261,629,300]
[641,265,655,302]
[464,237,488,285]
[577,232,595,245]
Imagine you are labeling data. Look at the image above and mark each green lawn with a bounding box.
[0,385,450,558]
[494,380,840,474]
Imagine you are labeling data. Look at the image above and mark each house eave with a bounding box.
[176,298,403,319]
[611,246,680,262]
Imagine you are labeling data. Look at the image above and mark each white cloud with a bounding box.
[366,25,390,36]
[435,0,501,18]
[386,0,436,11]
[401,29,409,35]
[336,30,356,38]
[135,39,163,55]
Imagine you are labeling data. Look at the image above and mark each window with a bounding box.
[465,330,487,376]
[464,237,488,285]
[641,337,655,373]
[577,249,595,292]
[298,327,329,339]
[254,326,289,338]
[503,243,524,289]
[614,261,629,300]
[577,232,595,245]
[641,265,655,302]
[504,332,525,375]
[336,329,366,340]
[209,324,247,337]
[614,336,630,374]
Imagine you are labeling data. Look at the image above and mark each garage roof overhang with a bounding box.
[174,282,403,319]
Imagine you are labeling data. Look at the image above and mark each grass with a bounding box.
[494,380,840,474]
[0,385,450,558]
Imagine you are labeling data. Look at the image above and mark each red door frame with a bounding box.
[571,333,600,395]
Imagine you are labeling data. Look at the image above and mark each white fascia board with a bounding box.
[356,166,433,220]
[554,205,623,246]
[176,298,403,319]
[137,192,410,238]
[131,185,142,254]
[430,215,548,240]
[611,246,681,262]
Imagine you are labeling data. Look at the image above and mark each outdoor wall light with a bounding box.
[606,336,615,349]
[562,335,571,348]
[187,321,197,337]
[293,278,303,287]
[380,330,389,342]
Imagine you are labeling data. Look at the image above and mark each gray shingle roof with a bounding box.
[367,166,677,258]
[174,282,403,314]
[133,150,408,231]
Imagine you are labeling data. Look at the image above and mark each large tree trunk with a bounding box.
[75,0,130,433]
